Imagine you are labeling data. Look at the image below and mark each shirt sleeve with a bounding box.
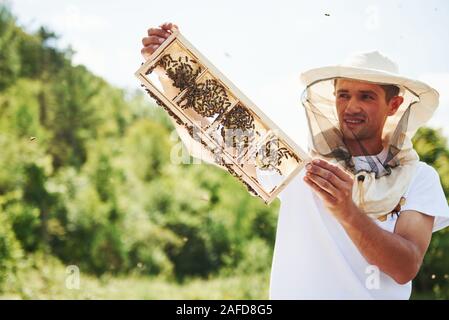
[400,162,449,232]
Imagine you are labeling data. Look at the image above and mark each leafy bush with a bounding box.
[0,208,23,292]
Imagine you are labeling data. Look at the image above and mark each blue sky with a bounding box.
[9,0,449,147]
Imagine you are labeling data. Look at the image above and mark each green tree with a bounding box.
[412,128,449,299]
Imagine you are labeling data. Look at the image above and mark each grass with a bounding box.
[1,254,444,300]
[0,254,270,300]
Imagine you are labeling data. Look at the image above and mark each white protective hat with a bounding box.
[300,51,439,152]
[299,51,440,218]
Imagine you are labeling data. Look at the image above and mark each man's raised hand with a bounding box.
[141,22,179,60]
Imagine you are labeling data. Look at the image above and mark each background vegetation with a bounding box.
[0,4,447,299]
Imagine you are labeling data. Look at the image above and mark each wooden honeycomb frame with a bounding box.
[135,30,311,204]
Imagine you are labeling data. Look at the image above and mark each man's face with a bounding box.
[335,79,402,143]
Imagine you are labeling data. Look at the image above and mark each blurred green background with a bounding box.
[0,4,448,299]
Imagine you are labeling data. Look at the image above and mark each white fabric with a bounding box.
[343,51,399,74]
[350,146,390,176]
[261,160,449,300]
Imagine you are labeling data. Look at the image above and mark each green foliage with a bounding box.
[412,128,449,299]
[0,207,23,292]
[0,4,280,288]
[0,253,270,299]
[0,5,21,90]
